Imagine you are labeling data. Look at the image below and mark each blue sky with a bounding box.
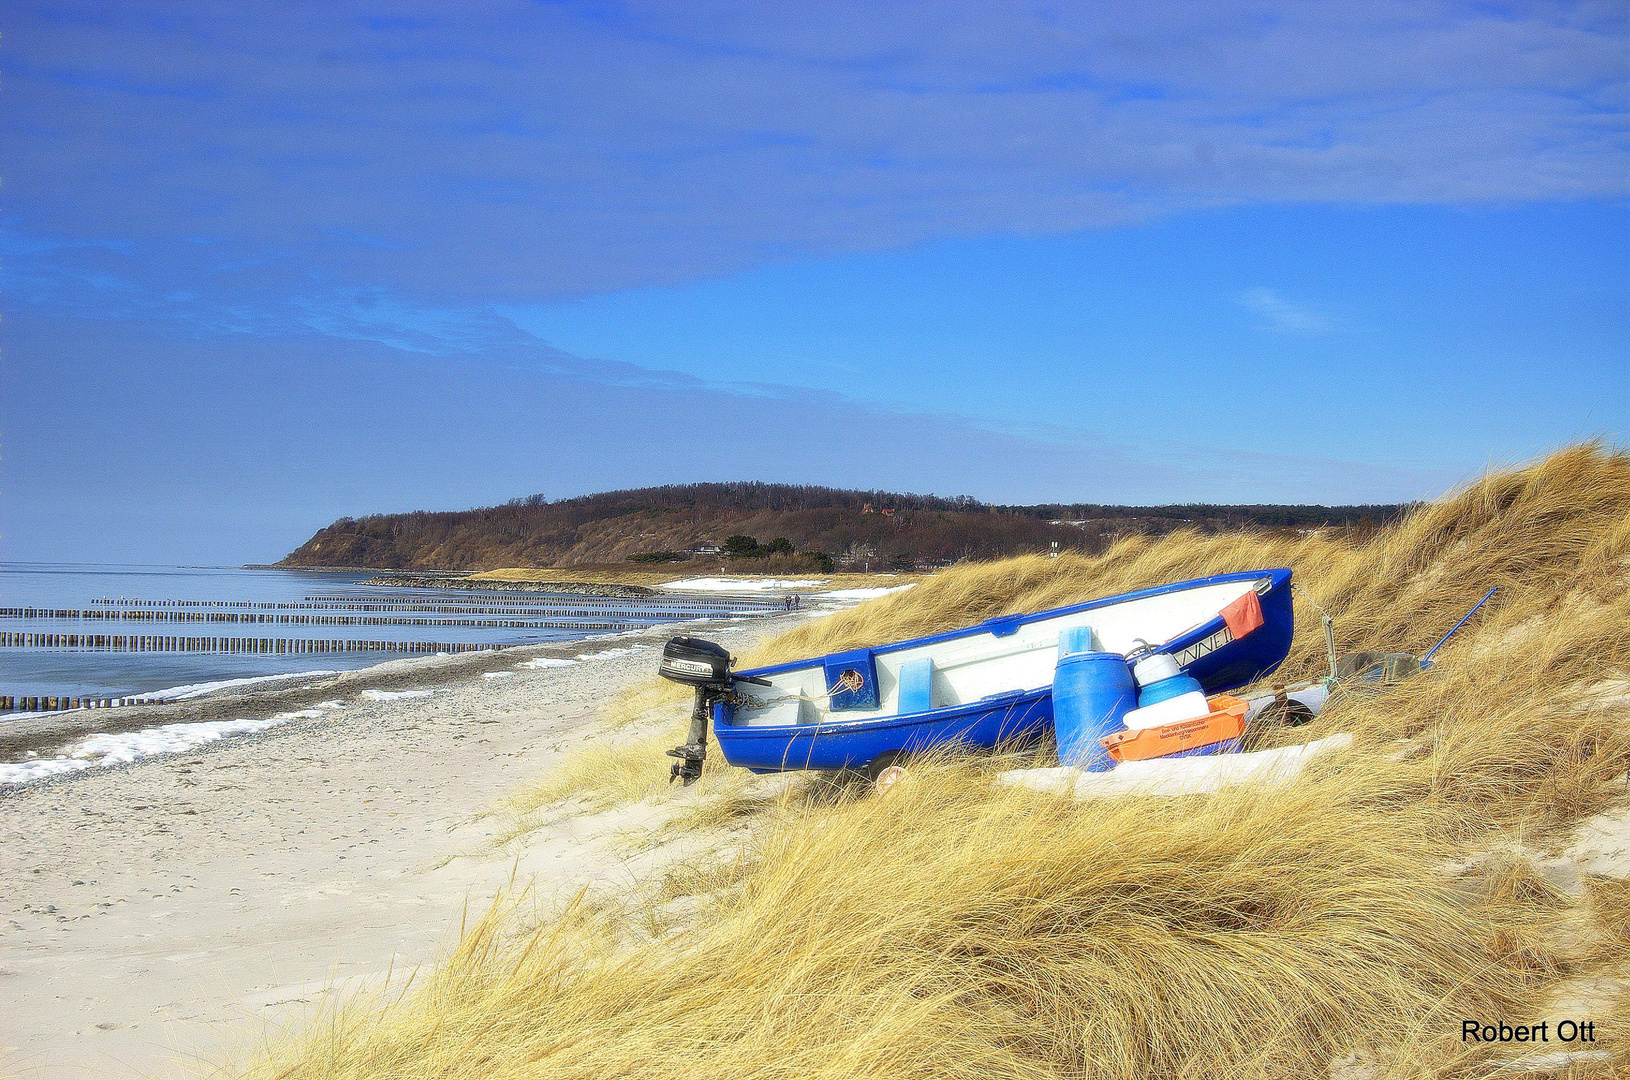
[1,1,1626,563]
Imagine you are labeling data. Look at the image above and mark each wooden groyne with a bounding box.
[0,632,502,655]
[357,575,656,598]
[1,584,795,716]
[297,602,762,616]
[1,695,164,712]
[3,608,654,630]
[85,594,783,613]
[307,593,780,610]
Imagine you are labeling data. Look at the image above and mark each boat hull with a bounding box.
[713,568,1295,774]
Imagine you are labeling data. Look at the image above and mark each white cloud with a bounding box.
[1236,287,1336,333]
[3,1,1624,307]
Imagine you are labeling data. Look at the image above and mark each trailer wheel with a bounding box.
[864,751,910,783]
[1259,699,1316,727]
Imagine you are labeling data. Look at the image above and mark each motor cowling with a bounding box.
[659,636,734,690]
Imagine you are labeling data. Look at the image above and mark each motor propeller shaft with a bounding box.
[667,685,715,785]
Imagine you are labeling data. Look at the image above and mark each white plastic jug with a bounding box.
[1131,651,1181,687]
[1121,690,1212,731]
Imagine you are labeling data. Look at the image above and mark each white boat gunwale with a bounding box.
[725,569,1284,730]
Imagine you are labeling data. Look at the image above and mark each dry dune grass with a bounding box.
[751,441,1630,681]
[249,444,1630,1080]
[1321,596,1630,837]
[249,765,1602,1080]
[252,767,1581,1080]
[512,441,1630,823]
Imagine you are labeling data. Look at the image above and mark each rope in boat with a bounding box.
[733,669,864,711]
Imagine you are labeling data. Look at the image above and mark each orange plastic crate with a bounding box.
[1097,694,1248,764]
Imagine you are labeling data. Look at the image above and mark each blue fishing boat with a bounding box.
[658,569,1294,782]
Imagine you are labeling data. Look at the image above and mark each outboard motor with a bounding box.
[657,636,736,786]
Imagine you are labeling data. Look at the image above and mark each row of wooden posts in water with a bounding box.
[312,592,790,609]
[1,589,799,715]
[81,602,770,616]
[0,632,504,655]
[92,593,787,611]
[1,609,656,631]
[2,694,162,712]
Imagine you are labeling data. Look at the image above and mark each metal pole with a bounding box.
[1423,588,1498,662]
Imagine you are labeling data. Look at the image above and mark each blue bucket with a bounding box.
[1137,671,1204,708]
[1052,651,1137,771]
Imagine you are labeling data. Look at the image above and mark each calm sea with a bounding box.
[0,562,772,707]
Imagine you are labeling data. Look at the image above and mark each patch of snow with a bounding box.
[149,670,345,701]
[659,577,825,592]
[359,688,434,701]
[0,717,292,787]
[270,698,349,721]
[0,757,93,784]
[520,657,577,669]
[999,735,1354,801]
[579,647,639,661]
[819,585,916,601]
[481,671,514,679]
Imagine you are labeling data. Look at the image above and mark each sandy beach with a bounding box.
[0,616,801,1079]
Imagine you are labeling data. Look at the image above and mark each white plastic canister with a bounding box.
[1131,651,1181,687]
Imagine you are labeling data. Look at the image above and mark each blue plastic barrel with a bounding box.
[1052,651,1137,771]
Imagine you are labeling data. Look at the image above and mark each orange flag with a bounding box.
[1220,589,1265,639]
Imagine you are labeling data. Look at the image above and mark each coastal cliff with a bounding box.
[280,482,1404,571]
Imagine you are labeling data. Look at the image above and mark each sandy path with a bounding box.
[0,619,793,1079]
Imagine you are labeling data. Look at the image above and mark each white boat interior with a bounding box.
[730,576,1268,728]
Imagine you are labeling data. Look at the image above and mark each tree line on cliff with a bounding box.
[278,481,1408,571]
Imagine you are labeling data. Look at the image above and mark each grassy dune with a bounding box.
[250,444,1630,1079]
